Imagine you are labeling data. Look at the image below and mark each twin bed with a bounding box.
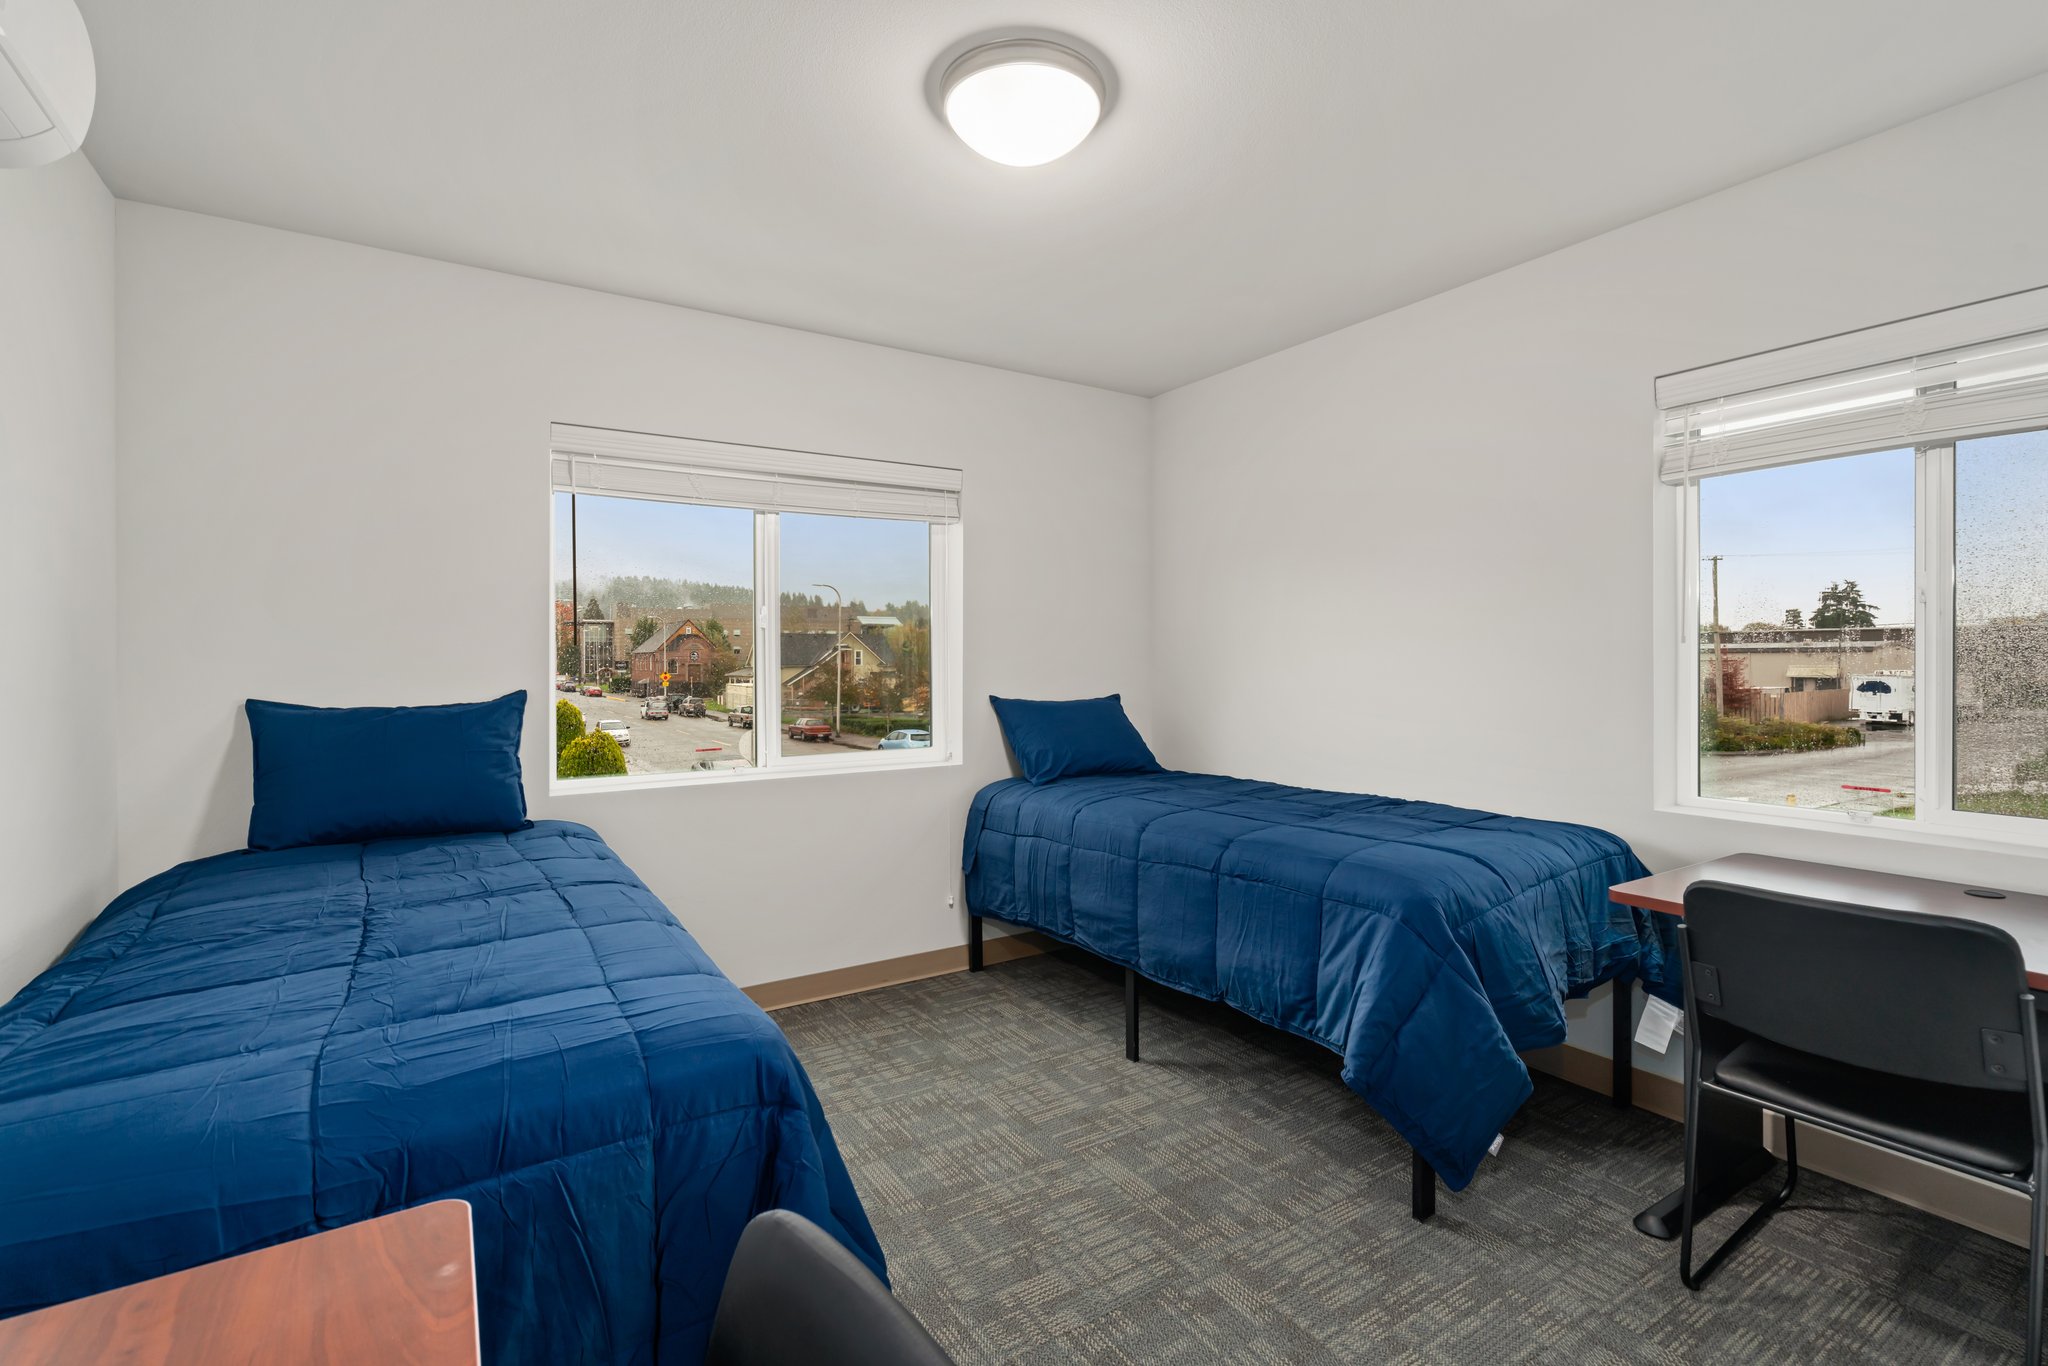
[0,821,880,1365]
[963,770,1680,1198]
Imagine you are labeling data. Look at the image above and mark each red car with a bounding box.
[582,685,603,697]
[786,718,833,743]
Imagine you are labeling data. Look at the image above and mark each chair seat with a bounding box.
[1714,1037,2036,1176]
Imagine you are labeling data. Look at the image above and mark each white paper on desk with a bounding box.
[1634,995,1685,1054]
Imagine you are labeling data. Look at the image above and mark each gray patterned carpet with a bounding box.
[775,950,2037,1364]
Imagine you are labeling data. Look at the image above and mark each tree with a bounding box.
[556,639,580,677]
[1715,656,1759,713]
[1741,621,1780,633]
[555,699,585,757]
[891,624,932,716]
[558,730,628,778]
[583,595,606,621]
[630,615,662,648]
[1813,580,1878,629]
[692,646,736,701]
[1783,608,1804,629]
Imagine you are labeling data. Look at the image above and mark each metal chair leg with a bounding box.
[2026,996,2046,1366]
[2028,1175,2046,1366]
[1681,1111,1798,1291]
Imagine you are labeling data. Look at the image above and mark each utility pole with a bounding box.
[1708,554,1725,715]
[815,583,843,739]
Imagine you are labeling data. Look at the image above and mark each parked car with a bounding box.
[556,679,577,692]
[727,705,754,729]
[878,729,932,750]
[583,684,603,697]
[786,718,833,743]
[639,697,669,720]
[596,718,632,747]
[668,695,706,717]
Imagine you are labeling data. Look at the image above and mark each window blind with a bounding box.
[1656,285,2048,485]
[550,423,962,522]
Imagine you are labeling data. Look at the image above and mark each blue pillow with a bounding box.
[988,694,1163,785]
[245,691,529,850]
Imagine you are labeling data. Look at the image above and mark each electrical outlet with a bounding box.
[946,893,956,908]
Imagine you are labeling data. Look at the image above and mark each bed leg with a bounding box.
[1124,968,1139,1062]
[1411,1147,1436,1222]
[967,915,983,973]
[1611,977,1633,1111]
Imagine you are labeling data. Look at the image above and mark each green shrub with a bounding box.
[558,730,628,778]
[555,698,585,756]
[1700,710,1864,753]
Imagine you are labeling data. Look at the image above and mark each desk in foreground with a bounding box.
[1611,853,2048,1239]
[0,1201,479,1366]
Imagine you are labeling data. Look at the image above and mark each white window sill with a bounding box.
[549,748,959,797]
[1658,795,2048,856]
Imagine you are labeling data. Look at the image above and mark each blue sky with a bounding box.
[553,494,931,606]
[1698,446,1915,628]
[1698,432,2048,629]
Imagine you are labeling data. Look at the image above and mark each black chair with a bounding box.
[706,1210,957,1366]
[1677,882,2048,1360]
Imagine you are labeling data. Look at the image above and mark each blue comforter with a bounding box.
[0,821,881,1364]
[962,773,1677,1190]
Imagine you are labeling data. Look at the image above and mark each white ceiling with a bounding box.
[74,1,2048,396]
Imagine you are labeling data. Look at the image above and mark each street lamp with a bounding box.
[814,582,842,739]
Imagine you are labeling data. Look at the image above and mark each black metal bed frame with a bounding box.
[968,914,1635,1222]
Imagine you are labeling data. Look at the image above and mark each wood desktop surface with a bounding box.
[0,1200,479,1366]
[1611,852,2048,990]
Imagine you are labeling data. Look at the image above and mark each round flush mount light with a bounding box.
[939,38,1107,167]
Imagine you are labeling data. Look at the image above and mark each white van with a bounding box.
[1849,672,1915,725]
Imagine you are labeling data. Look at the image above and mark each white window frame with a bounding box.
[1658,289,2048,853]
[546,427,964,794]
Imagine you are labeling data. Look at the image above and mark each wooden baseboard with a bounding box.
[743,931,1053,1012]
[1523,1043,1685,1122]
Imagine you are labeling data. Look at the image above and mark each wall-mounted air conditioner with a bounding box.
[0,0,94,169]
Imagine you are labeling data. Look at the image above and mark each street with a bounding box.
[1701,724,1915,814]
[560,691,880,774]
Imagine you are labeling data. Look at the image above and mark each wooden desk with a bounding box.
[0,1201,479,1366]
[1612,853,2048,989]
[1611,855,2048,1241]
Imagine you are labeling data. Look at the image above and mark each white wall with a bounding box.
[1150,75,2048,1069]
[114,203,1151,988]
[0,155,118,999]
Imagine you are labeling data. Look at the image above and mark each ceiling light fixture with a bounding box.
[939,38,1105,168]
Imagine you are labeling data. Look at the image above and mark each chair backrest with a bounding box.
[1683,881,2031,1091]
[706,1210,956,1366]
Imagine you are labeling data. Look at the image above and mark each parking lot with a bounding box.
[1701,714,2048,818]
[559,690,881,774]
[1700,723,1915,814]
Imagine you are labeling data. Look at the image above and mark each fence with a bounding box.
[1726,689,1851,725]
